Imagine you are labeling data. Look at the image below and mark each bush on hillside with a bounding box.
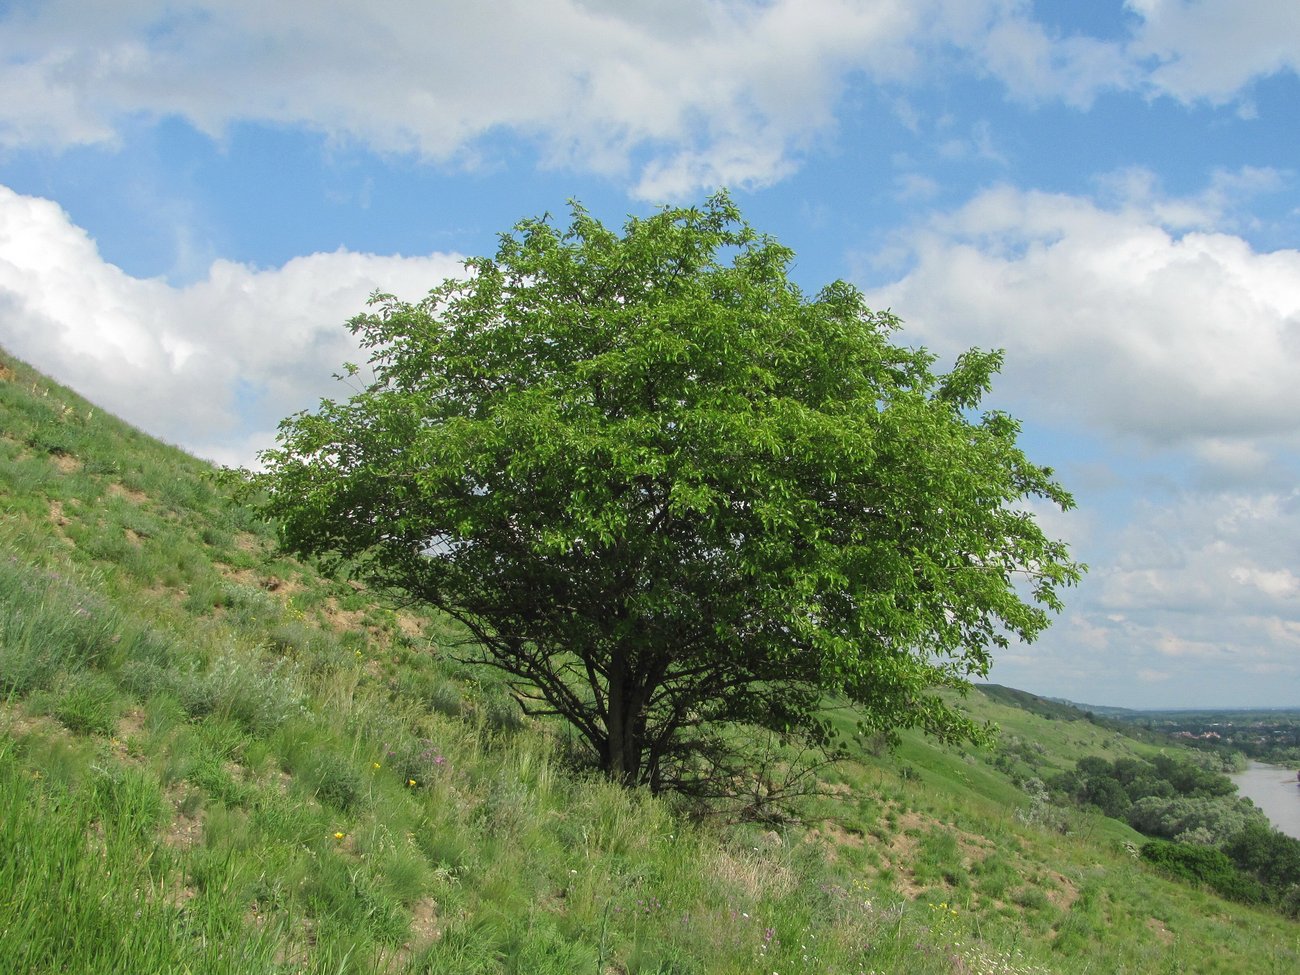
[1127,795,1269,845]
[1140,840,1267,905]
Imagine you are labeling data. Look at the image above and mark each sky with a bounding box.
[1,0,1298,710]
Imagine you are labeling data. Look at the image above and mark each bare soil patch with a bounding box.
[233,531,264,555]
[261,575,300,596]
[1,707,66,741]
[216,564,304,603]
[400,897,442,958]
[808,820,865,852]
[395,612,426,639]
[217,565,257,586]
[1038,868,1079,911]
[321,597,367,632]
[51,452,82,474]
[162,794,205,853]
[113,709,147,755]
[1145,916,1174,945]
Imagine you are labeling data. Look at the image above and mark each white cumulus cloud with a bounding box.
[3,2,1293,196]
[0,184,464,465]
[997,486,1300,706]
[865,178,1300,452]
[1126,0,1300,103]
[872,175,1300,707]
[0,0,915,196]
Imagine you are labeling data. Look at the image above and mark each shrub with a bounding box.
[1140,840,1267,904]
[1223,822,1300,913]
[1127,795,1267,844]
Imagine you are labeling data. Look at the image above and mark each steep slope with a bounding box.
[977,683,1100,722]
[1,346,1295,974]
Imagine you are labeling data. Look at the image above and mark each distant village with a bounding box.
[1121,710,1300,764]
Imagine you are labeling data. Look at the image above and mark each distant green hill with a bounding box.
[976,684,1172,747]
[2,346,1296,974]
[1049,698,1142,719]
[976,683,1098,722]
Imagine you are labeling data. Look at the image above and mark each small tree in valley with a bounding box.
[255,194,1081,795]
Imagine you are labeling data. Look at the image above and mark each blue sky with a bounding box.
[2,0,1298,709]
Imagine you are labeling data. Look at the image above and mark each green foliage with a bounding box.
[46,669,123,736]
[1141,840,1267,905]
[1126,795,1267,845]
[1223,823,1300,915]
[256,194,1081,793]
[977,683,1097,723]
[0,744,280,974]
[0,558,129,696]
[1050,746,1300,918]
[305,751,367,811]
[4,346,1297,974]
[1224,823,1300,889]
[1050,753,1242,833]
[1149,753,1236,797]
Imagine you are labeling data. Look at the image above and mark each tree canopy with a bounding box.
[255,193,1081,796]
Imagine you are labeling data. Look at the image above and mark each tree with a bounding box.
[1127,795,1268,844]
[1224,822,1300,892]
[254,193,1081,795]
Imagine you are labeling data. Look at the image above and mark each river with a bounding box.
[1229,761,1300,841]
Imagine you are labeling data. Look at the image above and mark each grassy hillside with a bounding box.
[976,684,1101,723]
[2,346,1297,974]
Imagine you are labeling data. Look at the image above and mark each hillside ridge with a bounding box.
[2,345,1296,974]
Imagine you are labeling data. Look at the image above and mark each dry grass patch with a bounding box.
[395,612,426,640]
[883,810,928,858]
[1,706,67,742]
[704,845,797,903]
[1037,868,1079,911]
[107,482,149,504]
[260,575,300,596]
[215,565,258,587]
[111,708,148,756]
[807,820,866,853]
[144,581,184,605]
[407,897,442,946]
[216,564,303,601]
[47,501,76,546]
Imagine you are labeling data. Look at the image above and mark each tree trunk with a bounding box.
[604,646,642,786]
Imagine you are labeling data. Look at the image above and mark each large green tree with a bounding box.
[256,194,1081,793]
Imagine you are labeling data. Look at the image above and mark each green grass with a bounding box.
[2,344,1298,974]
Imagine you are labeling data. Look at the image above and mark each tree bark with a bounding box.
[605,646,637,785]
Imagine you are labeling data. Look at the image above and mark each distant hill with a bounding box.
[975,683,1098,722]
[975,685,1171,747]
[1047,698,1141,718]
